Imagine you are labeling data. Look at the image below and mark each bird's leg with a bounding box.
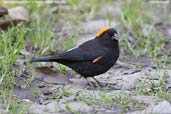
[91,77,102,87]
[84,78,95,90]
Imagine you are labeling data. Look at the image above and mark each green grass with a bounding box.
[0,3,55,113]
[0,0,170,113]
[76,90,145,113]
[0,26,27,113]
[118,0,170,100]
[118,0,167,59]
[135,68,171,99]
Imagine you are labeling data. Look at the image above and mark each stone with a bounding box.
[28,101,59,114]
[131,95,157,105]
[43,74,69,84]
[33,66,70,84]
[8,6,29,21]
[46,101,58,113]
[69,78,88,87]
[59,102,93,112]
[28,104,48,114]
[152,100,171,114]
[129,100,171,114]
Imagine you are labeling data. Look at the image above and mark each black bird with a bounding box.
[31,26,119,84]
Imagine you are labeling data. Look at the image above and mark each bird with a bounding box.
[31,26,119,85]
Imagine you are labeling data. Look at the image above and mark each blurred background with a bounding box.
[0,0,171,114]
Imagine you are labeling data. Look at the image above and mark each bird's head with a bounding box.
[96,26,118,40]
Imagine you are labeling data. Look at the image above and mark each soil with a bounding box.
[12,1,171,114]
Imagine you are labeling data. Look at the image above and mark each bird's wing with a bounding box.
[31,39,106,63]
[55,39,105,62]
[55,48,88,61]
[92,56,103,63]
[30,48,86,62]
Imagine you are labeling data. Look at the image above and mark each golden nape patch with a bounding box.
[96,26,111,37]
[92,56,103,63]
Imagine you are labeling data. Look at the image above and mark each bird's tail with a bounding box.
[31,55,56,63]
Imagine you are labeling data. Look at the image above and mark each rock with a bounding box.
[40,87,53,96]
[131,96,157,105]
[0,6,29,30]
[152,100,171,114]
[44,76,64,84]
[129,100,171,114]
[46,101,58,113]
[94,68,169,90]
[69,78,88,87]
[33,66,70,84]
[59,102,93,113]
[8,6,29,21]
[14,86,40,103]
[96,68,142,90]
[28,101,59,114]
[28,104,48,114]
[59,95,76,103]
[28,100,93,114]
[43,74,69,84]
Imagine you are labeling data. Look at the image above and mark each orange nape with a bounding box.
[96,26,111,37]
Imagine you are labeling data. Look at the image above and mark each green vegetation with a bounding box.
[119,0,166,59]
[0,0,170,113]
[0,26,27,113]
[118,0,170,100]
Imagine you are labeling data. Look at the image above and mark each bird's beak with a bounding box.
[112,33,119,40]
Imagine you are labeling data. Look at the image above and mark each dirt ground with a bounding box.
[5,1,171,114]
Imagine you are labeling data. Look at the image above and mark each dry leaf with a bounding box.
[34,66,70,84]
[0,6,29,30]
[35,66,58,75]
